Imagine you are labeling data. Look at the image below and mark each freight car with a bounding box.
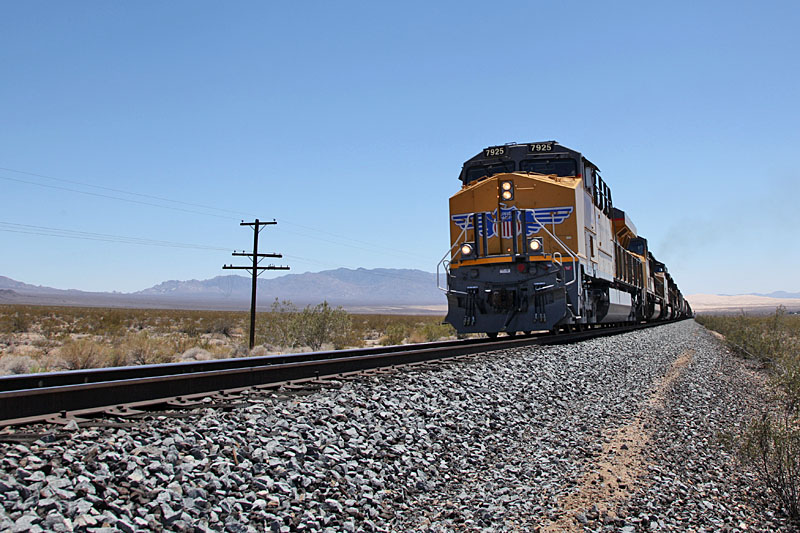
[438,141,692,337]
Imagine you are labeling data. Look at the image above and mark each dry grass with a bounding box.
[697,308,800,363]
[698,307,800,520]
[0,303,456,374]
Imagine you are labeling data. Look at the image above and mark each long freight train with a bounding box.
[439,141,692,338]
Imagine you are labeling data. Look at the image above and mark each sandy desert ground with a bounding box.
[687,294,800,314]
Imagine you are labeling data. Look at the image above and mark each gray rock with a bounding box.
[115,519,135,533]
[225,521,248,533]
[73,514,98,528]
[43,513,70,532]
[13,513,40,532]
[324,499,343,513]
[160,504,181,525]
[185,486,208,499]
[37,498,58,513]
[26,471,45,482]
[0,321,790,532]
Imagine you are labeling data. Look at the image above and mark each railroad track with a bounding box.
[0,319,685,428]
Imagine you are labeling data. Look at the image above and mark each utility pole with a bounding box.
[223,219,289,350]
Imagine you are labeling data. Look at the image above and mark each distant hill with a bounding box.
[0,276,54,293]
[687,293,800,314]
[0,269,445,312]
[0,289,19,301]
[136,268,443,306]
[5,272,800,316]
[751,291,800,299]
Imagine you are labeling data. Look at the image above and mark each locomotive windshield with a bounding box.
[519,157,577,176]
[465,161,515,183]
[628,238,647,256]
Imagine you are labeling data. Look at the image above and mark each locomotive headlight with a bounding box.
[460,243,475,257]
[527,238,543,254]
[500,180,514,201]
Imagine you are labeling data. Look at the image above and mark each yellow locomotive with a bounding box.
[439,141,691,337]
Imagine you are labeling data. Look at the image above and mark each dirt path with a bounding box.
[543,349,696,531]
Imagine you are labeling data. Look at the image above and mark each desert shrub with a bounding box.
[89,309,127,336]
[207,318,236,337]
[742,412,800,519]
[260,299,301,348]
[57,338,108,370]
[256,300,355,351]
[180,321,201,337]
[39,314,65,338]
[362,314,426,333]
[701,307,800,519]
[179,347,213,362]
[249,345,281,357]
[419,321,455,342]
[12,311,31,333]
[407,330,425,344]
[0,305,458,366]
[103,348,131,368]
[297,302,351,351]
[230,344,249,357]
[0,308,31,333]
[380,323,407,346]
[123,333,174,365]
[333,322,366,350]
[697,306,798,362]
[0,354,35,375]
[358,314,451,344]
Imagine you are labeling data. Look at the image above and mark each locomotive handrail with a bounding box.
[437,226,468,292]
[526,208,583,320]
[526,209,581,299]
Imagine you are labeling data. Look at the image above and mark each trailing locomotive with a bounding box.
[438,141,692,337]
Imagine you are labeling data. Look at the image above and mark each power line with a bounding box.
[0,175,233,220]
[0,220,434,286]
[279,219,429,261]
[277,226,430,262]
[0,166,254,219]
[1,166,431,260]
[0,221,433,278]
[0,222,229,251]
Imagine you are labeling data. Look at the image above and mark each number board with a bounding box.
[483,146,507,158]
[529,142,554,153]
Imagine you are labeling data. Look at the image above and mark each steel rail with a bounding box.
[0,335,519,393]
[0,319,685,427]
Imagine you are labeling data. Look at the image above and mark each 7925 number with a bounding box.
[529,143,553,152]
[484,146,506,157]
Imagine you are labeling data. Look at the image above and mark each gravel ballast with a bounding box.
[0,320,793,532]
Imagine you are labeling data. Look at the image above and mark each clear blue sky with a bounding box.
[1,1,798,295]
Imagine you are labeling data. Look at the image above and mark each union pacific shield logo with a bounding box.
[452,207,573,238]
[499,208,521,239]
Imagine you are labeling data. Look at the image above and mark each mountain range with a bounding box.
[0,269,447,312]
[750,291,800,299]
[2,270,799,314]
